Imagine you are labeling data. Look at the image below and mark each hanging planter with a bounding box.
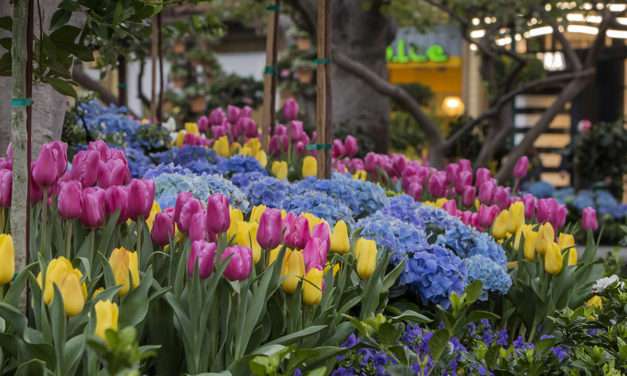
[296,67,313,84]
[296,36,311,51]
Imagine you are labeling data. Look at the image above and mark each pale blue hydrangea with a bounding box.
[143,163,191,179]
[381,194,424,227]
[436,225,507,266]
[216,156,267,177]
[356,213,429,257]
[464,255,512,300]
[280,191,354,227]
[243,175,293,209]
[231,171,268,190]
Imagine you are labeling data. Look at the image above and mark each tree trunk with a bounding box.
[330,1,396,153]
[475,103,513,167]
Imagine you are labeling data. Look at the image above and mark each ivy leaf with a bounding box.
[0,17,12,32]
[50,9,72,31]
[50,25,81,45]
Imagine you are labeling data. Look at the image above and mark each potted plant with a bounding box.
[185,84,208,113]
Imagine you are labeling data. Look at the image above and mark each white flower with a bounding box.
[592,275,623,293]
[163,117,177,132]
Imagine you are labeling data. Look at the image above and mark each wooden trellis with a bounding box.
[261,0,332,178]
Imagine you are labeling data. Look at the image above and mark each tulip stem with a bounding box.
[41,189,48,258]
[65,220,72,259]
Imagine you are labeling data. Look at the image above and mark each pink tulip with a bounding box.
[174,192,194,224]
[522,194,537,220]
[178,198,203,234]
[462,186,476,207]
[242,106,253,118]
[104,186,128,221]
[257,208,283,249]
[0,169,12,207]
[98,159,129,188]
[221,245,252,281]
[189,211,207,242]
[478,180,495,204]
[29,171,43,203]
[458,159,472,172]
[188,240,217,279]
[288,121,305,142]
[493,187,510,209]
[227,105,241,124]
[551,204,567,230]
[477,204,497,229]
[283,98,299,121]
[392,155,407,177]
[58,181,83,219]
[312,222,330,256]
[349,159,364,173]
[407,182,423,200]
[211,125,228,139]
[283,213,309,249]
[209,108,226,126]
[127,179,154,219]
[364,153,380,173]
[535,198,554,223]
[513,156,529,179]
[274,124,287,136]
[71,150,100,187]
[428,172,447,198]
[242,118,258,138]
[475,168,491,188]
[446,163,460,186]
[581,207,598,231]
[442,200,458,216]
[332,140,346,159]
[206,193,230,234]
[198,116,210,132]
[48,141,68,179]
[80,187,106,228]
[32,144,60,188]
[303,237,326,271]
[151,212,175,246]
[455,170,473,194]
[344,135,359,157]
[88,140,112,161]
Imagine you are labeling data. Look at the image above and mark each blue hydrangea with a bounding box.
[204,174,250,213]
[152,146,221,167]
[124,147,155,178]
[437,225,507,266]
[143,163,192,179]
[295,173,388,218]
[216,155,267,177]
[524,181,555,198]
[280,191,353,227]
[231,171,268,189]
[185,160,220,175]
[243,176,293,209]
[356,213,429,258]
[380,194,425,227]
[464,255,512,299]
[400,244,467,308]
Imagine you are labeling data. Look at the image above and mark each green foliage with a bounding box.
[87,327,157,376]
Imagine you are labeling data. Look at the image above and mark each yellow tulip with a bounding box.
[302,267,323,305]
[185,122,199,135]
[352,170,367,181]
[567,248,577,266]
[536,223,555,255]
[245,138,261,155]
[271,161,288,180]
[330,220,350,254]
[59,270,86,316]
[249,205,267,223]
[523,228,538,261]
[355,238,377,280]
[302,156,317,177]
[255,150,268,168]
[585,295,602,309]
[230,142,242,155]
[145,201,161,231]
[0,234,15,285]
[109,248,140,296]
[213,136,230,157]
[94,300,119,339]
[239,146,253,157]
[92,287,104,298]
[234,221,262,263]
[558,233,575,251]
[174,130,185,147]
[508,202,525,234]
[40,257,74,304]
[227,208,244,240]
[281,249,305,294]
[544,241,563,275]
[267,245,283,266]
[324,262,341,278]
[492,210,511,239]
[435,198,448,208]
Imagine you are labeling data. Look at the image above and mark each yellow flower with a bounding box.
[302,212,323,232]
[145,201,161,231]
[227,208,244,240]
[567,248,577,266]
[330,220,350,254]
[185,122,199,135]
[109,248,140,296]
[234,221,262,263]
[536,223,555,255]
[92,287,104,298]
[267,245,284,266]
[508,202,525,234]
[585,295,603,310]
[174,130,185,147]
[523,228,539,261]
[255,150,268,168]
[352,170,367,181]
[355,238,377,280]
[281,249,305,294]
[239,146,253,156]
[492,210,511,239]
[302,156,317,177]
[245,138,261,154]
[434,198,448,208]
[249,205,267,223]
[213,136,230,157]
[544,241,563,275]
[302,267,323,305]
[94,300,119,339]
[271,161,288,180]
[37,257,87,316]
[230,142,242,155]
[0,234,15,285]
[39,257,75,303]
[324,262,340,278]
[558,233,575,251]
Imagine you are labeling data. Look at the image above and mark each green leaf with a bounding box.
[119,270,153,327]
[49,25,81,45]
[50,9,72,30]
[464,280,483,305]
[46,77,77,97]
[466,310,500,324]
[427,329,449,363]
[383,258,405,291]
[4,263,37,308]
[63,334,85,375]
[15,359,48,376]
[264,325,327,347]
[390,310,432,324]
[0,303,27,334]
[51,286,67,375]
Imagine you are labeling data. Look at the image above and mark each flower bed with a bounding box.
[0,100,624,375]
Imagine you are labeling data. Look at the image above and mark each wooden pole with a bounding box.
[150,16,158,122]
[157,13,164,123]
[261,0,280,150]
[316,0,331,178]
[10,0,33,310]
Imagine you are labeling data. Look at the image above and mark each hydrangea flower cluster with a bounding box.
[143,163,192,179]
[241,175,293,208]
[281,190,354,227]
[230,171,268,190]
[215,155,267,177]
[436,225,507,266]
[295,173,388,218]
[153,146,222,167]
[122,146,155,178]
[356,212,429,257]
[464,255,512,299]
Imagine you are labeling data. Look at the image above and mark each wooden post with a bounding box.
[157,13,164,122]
[316,0,331,178]
[150,15,158,122]
[261,0,280,150]
[10,0,33,310]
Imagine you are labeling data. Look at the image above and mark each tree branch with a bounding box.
[284,0,316,36]
[585,10,614,68]
[546,17,582,71]
[333,51,446,161]
[71,65,117,105]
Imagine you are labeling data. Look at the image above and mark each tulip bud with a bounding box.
[177,198,203,234]
[492,210,511,239]
[213,136,231,157]
[281,249,305,293]
[151,212,175,246]
[535,223,555,255]
[508,201,525,234]
[227,208,244,240]
[104,186,128,222]
[198,116,210,132]
[58,181,83,220]
[344,136,359,157]
[58,270,86,316]
[227,105,241,124]
[32,144,60,187]
[255,150,268,168]
[209,108,226,126]
[303,237,326,272]
[478,180,496,204]
[522,194,536,220]
[330,220,350,254]
[271,161,288,180]
[0,169,11,208]
[477,205,496,229]
[283,213,310,249]
[428,172,447,198]
[206,193,230,234]
[455,170,473,194]
[535,198,554,224]
[551,204,567,230]
[109,247,140,296]
[332,139,346,159]
[544,242,563,275]
[250,204,267,223]
[94,300,119,339]
[221,245,252,281]
[302,156,318,178]
[458,159,472,172]
[0,234,15,285]
[312,222,330,253]
[257,208,283,250]
[513,156,529,179]
[442,200,458,217]
[174,192,194,224]
[127,179,154,220]
[283,98,299,121]
[188,241,216,279]
[446,163,460,186]
[493,187,510,209]
[475,168,491,189]
[355,238,377,280]
[581,207,598,231]
[523,228,538,261]
[189,211,207,242]
[80,188,106,228]
[302,267,323,305]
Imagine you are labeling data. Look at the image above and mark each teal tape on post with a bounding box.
[305,143,332,151]
[263,65,276,75]
[313,58,331,65]
[11,98,33,107]
[118,83,127,89]
[266,4,280,11]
